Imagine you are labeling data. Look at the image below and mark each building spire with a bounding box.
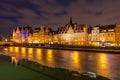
[69,17,73,25]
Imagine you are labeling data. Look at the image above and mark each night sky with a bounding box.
[0,0,120,36]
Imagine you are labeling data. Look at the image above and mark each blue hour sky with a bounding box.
[0,0,120,36]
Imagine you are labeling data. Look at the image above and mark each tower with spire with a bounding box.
[69,17,73,25]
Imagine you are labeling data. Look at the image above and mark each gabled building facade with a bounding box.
[12,26,32,43]
[11,18,120,47]
[57,18,88,46]
[28,26,52,44]
[89,24,116,47]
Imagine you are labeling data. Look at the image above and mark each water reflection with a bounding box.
[46,49,54,66]
[2,46,120,80]
[11,56,18,65]
[21,47,26,58]
[36,48,42,63]
[71,51,80,70]
[28,48,33,60]
[3,48,8,51]
[9,47,14,52]
[14,47,19,53]
[96,53,111,78]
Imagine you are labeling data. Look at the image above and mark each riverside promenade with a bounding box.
[8,44,120,53]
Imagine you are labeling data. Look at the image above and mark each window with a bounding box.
[108,29,114,32]
[111,33,113,36]
[102,30,106,32]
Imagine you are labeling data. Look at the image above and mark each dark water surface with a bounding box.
[1,46,120,80]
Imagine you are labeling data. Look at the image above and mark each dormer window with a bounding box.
[102,30,106,32]
[108,29,114,32]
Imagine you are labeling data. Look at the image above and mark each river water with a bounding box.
[1,46,120,80]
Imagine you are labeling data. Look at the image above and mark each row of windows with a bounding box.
[92,38,99,41]
[92,33,114,37]
[92,38,114,41]
[100,33,113,36]
[92,30,99,33]
[59,30,84,34]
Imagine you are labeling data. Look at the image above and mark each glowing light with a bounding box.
[9,47,13,52]
[14,47,19,53]
[28,41,32,43]
[28,48,33,60]
[5,39,8,42]
[28,48,33,54]
[46,49,54,66]
[71,51,80,68]
[34,41,39,43]
[36,49,42,61]
[75,40,77,42]
[102,39,105,42]
[11,56,18,65]
[4,48,8,51]
[96,53,110,76]
[21,47,26,58]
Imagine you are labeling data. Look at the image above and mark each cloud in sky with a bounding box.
[0,0,120,36]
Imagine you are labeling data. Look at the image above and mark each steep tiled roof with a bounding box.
[58,24,86,33]
[99,24,116,33]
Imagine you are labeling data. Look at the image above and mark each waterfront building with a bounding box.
[57,18,88,46]
[52,31,59,44]
[12,25,32,43]
[90,25,100,46]
[11,18,120,47]
[89,24,116,47]
[28,26,52,44]
[115,25,120,46]
[99,25,115,47]
[87,26,92,46]
[48,31,58,44]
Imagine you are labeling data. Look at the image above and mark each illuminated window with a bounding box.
[108,29,114,32]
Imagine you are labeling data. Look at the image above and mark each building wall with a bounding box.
[12,26,32,43]
[57,24,88,46]
[115,25,120,46]
[89,25,116,47]
[28,26,51,44]
[12,24,120,47]
[100,32,115,46]
[12,28,23,43]
[91,27,100,46]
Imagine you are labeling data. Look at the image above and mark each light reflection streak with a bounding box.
[21,47,26,58]
[36,48,42,62]
[71,51,80,70]
[14,47,19,53]
[4,48,8,51]
[11,56,18,65]
[96,53,110,77]
[28,48,33,60]
[9,47,13,52]
[46,49,54,66]
[14,47,19,57]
